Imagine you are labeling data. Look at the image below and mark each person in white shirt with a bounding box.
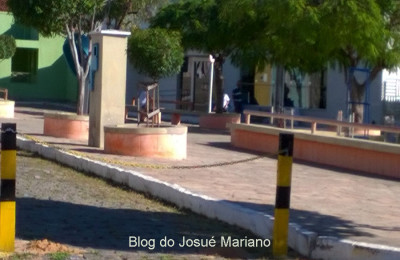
[139,90,147,109]
[223,93,230,112]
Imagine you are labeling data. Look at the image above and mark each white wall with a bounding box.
[126,56,386,124]
[301,66,384,124]
[125,55,241,110]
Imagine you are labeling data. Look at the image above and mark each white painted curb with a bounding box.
[16,136,400,260]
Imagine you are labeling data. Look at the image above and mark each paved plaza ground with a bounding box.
[1,105,400,253]
[11,150,305,259]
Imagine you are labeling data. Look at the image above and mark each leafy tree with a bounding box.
[8,0,104,115]
[127,28,184,81]
[318,0,389,122]
[222,0,400,123]
[0,35,16,61]
[151,0,246,113]
[7,0,167,115]
[101,0,168,30]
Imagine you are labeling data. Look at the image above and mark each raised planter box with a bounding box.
[43,112,89,140]
[104,124,187,159]
[230,123,400,179]
[0,100,15,118]
[199,113,240,130]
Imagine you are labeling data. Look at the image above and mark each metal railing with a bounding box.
[243,109,400,138]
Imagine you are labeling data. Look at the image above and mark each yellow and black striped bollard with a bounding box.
[0,123,16,252]
[273,133,294,257]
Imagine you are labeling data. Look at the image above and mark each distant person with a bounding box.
[138,89,148,122]
[283,84,294,107]
[138,89,147,110]
[212,93,231,112]
[232,81,243,114]
[223,93,230,112]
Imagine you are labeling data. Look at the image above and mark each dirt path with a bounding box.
[2,151,305,260]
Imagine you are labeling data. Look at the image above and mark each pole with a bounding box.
[337,110,343,136]
[208,55,215,113]
[0,123,17,252]
[273,133,294,257]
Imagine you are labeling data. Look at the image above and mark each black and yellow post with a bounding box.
[273,133,294,257]
[0,123,16,252]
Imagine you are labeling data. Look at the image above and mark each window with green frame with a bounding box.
[11,48,38,83]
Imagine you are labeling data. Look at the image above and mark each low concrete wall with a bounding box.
[43,112,89,140]
[199,113,240,130]
[104,124,187,159]
[230,123,400,179]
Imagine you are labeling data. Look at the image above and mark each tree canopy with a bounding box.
[7,0,104,37]
[151,0,245,113]
[127,28,184,81]
[101,0,168,30]
[220,0,392,74]
[7,0,105,114]
[222,0,400,122]
[7,0,165,115]
[0,35,16,60]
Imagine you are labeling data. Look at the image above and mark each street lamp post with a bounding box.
[208,54,215,113]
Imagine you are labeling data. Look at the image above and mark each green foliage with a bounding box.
[151,0,241,113]
[151,0,234,56]
[127,28,184,80]
[7,0,104,36]
[221,0,400,75]
[320,0,385,68]
[0,34,16,60]
[98,0,168,29]
[48,252,70,260]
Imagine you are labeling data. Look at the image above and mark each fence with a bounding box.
[243,109,400,138]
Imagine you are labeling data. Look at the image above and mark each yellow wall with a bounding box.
[254,65,273,106]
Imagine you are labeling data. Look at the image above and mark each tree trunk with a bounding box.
[77,69,87,115]
[274,66,284,111]
[66,24,91,116]
[349,76,366,123]
[214,55,224,113]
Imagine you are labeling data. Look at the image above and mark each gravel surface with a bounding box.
[2,151,306,260]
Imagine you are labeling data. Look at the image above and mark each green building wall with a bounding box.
[0,12,77,102]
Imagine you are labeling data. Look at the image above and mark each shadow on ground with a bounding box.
[188,126,230,135]
[226,200,375,240]
[16,198,268,258]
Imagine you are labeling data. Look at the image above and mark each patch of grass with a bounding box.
[9,253,35,260]
[159,255,175,260]
[48,252,70,260]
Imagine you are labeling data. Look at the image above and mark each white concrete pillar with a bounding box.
[88,30,131,148]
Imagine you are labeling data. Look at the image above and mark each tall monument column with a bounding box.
[89,30,131,148]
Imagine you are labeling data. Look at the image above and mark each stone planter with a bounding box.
[104,124,187,159]
[0,100,15,118]
[199,113,241,130]
[43,112,89,140]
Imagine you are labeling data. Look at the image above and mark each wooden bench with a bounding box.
[126,97,199,125]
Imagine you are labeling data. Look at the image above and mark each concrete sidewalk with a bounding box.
[2,106,400,259]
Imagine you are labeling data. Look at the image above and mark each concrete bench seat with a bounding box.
[229,123,400,179]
